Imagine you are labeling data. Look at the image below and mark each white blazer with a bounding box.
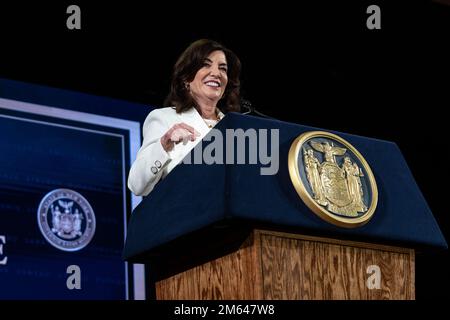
[128,106,224,196]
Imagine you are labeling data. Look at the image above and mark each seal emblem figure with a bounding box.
[37,189,96,251]
[288,131,378,228]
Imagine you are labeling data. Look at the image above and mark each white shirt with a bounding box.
[128,106,224,196]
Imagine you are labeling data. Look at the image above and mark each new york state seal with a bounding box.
[37,189,96,251]
[288,131,378,228]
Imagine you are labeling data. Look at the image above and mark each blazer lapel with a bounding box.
[178,107,211,138]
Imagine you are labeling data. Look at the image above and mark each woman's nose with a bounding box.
[209,65,221,77]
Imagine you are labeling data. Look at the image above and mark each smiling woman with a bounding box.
[127,39,242,196]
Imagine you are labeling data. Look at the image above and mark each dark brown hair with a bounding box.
[164,39,241,114]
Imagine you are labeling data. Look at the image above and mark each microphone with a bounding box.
[241,99,254,114]
[240,98,273,119]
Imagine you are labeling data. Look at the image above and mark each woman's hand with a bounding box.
[160,123,200,152]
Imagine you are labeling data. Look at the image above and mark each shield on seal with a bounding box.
[320,162,352,207]
[60,213,75,237]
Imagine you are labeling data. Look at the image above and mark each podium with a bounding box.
[123,113,446,300]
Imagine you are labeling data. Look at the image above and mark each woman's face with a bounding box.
[188,50,228,105]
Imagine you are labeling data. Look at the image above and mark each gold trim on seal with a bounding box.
[288,131,378,228]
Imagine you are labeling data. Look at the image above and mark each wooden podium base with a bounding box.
[155,229,415,300]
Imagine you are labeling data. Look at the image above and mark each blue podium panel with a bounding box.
[223,113,447,249]
[124,112,446,262]
[0,105,138,299]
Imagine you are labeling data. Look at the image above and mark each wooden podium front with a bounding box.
[155,229,414,300]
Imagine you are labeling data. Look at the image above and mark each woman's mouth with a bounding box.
[204,81,221,88]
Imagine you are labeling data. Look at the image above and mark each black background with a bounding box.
[0,0,449,300]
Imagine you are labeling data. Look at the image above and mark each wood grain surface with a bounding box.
[155,229,414,300]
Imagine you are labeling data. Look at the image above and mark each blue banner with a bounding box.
[0,107,135,299]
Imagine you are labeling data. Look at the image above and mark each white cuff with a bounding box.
[148,139,171,175]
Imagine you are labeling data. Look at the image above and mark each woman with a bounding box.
[128,39,241,196]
